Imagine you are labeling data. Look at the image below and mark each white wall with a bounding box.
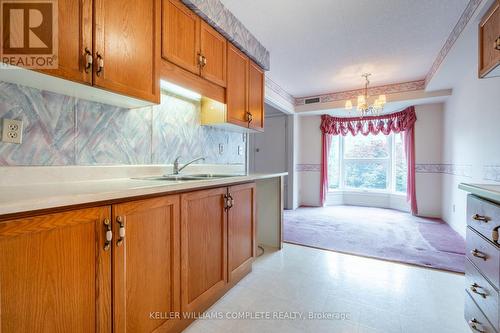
[435,9,500,237]
[414,103,444,217]
[296,115,322,206]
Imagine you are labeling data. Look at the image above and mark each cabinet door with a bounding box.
[479,2,500,77]
[248,61,265,131]
[180,187,227,313]
[227,43,249,127]
[112,195,180,333]
[228,183,256,283]
[162,0,201,75]
[40,0,93,84]
[0,207,111,333]
[200,21,227,87]
[94,0,160,103]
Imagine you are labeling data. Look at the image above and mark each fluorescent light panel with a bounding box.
[160,80,202,101]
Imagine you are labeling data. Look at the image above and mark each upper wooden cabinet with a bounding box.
[180,187,228,313]
[39,0,93,85]
[479,0,500,78]
[5,0,160,105]
[112,195,180,333]
[161,0,227,87]
[162,0,200,74]
[226,43,249,128]
[226,43,265,131]
[248,61,265,131]
[0,207,112,333]
[200,21,227,87]
[94,0,160,102]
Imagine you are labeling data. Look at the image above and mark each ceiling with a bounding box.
[220,0,468,97]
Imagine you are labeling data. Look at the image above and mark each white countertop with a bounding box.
[459,183,500,204]
[0,173,287,216]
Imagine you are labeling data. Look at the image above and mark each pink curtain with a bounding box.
[320,106,418,214]
[320,132,332,206]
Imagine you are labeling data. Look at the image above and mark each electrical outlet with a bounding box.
[2,119,23,144]
[219,143,224,154]
[452,204,456,213]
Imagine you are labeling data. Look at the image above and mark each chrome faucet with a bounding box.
[173,156,206,174]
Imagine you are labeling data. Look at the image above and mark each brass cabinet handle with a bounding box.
[495,36,500,51]
[470,283,488,298]
[96,52,104,77]
[246,112,253,124]
[198,53,204,67]
[493,226,499,243]
[225,194,234,210]
[202,55,207,67]
[470,249,488,261]
[104,218,112,251]
[116,216,125,246]
[469,318,486,333]
[84,48,93,73]
[472,214,489,222]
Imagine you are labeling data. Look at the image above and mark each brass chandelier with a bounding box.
[345,73,386,117]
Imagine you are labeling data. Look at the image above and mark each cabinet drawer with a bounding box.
[466,259,499,329]
[467,227,500,290]
[467,195,500,243]
[466,291,498,333]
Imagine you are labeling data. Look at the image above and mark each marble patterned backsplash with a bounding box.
[0,82,246,166]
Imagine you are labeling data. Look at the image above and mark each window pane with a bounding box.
[344,134,390,159]
[394,133,408,193]
[344,161,388,189]
[328,136,340,189]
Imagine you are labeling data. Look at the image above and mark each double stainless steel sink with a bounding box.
[136,173,241,182]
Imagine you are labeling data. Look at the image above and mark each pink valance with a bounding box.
[320,106,417,136]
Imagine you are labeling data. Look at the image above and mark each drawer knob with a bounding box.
[472,214,489,222]
[471,249,488,261]
[469,318,486,333]
[470,283,488,298]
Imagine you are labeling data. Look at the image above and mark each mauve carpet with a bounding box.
[284,206,465,273]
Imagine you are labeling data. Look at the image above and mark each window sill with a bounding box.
[328,188,406,196]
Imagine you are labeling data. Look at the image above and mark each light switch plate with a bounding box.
[238,145,243,155]
[2,119,23,144]
[219,143,224,154]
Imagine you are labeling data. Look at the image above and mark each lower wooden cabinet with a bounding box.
[112,195,180,333]
[180,187,228,313]
[228,183,256,283]
[0,182,256,333]
[0,207,112,333]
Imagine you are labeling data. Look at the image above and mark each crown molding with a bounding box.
[295,80,426,106]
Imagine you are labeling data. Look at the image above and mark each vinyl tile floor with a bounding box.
[183,243,469,333]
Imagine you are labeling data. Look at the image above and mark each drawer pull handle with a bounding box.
[472,214,489,222]
[471,249,488,261]
[469,318,486,333]
[470,283,488,298]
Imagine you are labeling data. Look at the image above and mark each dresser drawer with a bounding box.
[466,291,498,333]
[467,195,500,243]
[466,259,499,329]
[467,226,500,290]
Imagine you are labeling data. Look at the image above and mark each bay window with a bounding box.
[328,133,407,193]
